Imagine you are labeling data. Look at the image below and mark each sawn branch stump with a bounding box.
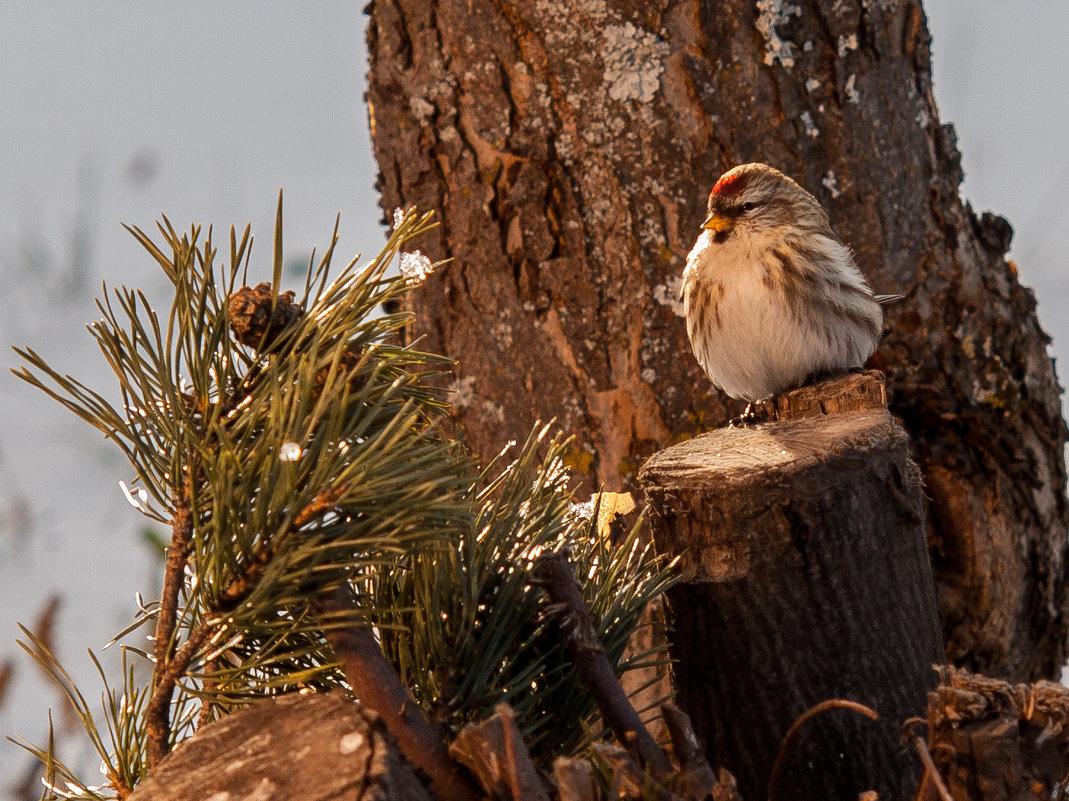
[639,373,944,801]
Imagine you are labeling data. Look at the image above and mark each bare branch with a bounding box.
[313,585,482,801]
[531,550,674,781]
[146,497,193,767]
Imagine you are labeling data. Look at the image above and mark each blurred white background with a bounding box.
[1,1,1066,795]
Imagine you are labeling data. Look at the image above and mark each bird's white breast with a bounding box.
[682,230,874,400]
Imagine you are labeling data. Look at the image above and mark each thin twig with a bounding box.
[313,585,482,801]
[768,699,879,801]
[144,622,211,751]
[531,550,675,781]
[146,497,193,767]
[197,658,217,729]
[913,737,953,801]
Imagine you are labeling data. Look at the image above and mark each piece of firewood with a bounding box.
[128,692,432,801]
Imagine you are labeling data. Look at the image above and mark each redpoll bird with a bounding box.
[681,163,890,403]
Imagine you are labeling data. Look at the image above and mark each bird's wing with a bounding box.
[874,293,905,304]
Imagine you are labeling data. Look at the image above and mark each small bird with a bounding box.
[681,162,892,404]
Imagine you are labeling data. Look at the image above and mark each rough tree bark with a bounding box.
[365,0,1068,680]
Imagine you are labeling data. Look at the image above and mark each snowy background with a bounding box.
[1,1,1066,795]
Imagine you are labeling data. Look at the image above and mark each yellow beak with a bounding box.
[702,213,733,233]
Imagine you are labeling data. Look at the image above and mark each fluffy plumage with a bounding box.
[681,163,883,401]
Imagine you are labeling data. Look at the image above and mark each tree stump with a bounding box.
[639,372,945,801]
[127,692,432,801]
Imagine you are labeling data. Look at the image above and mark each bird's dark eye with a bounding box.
[741,202,757,212]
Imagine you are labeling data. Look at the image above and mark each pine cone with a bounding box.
[228,283,303,351]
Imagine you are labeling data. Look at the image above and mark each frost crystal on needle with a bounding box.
[566,497,596,526]
[119,480,149,512]
[392,207,406,230]
[400,250,434,284]
[279,442,303,462]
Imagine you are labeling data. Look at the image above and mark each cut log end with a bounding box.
[642,372,895,483]
[639,374,918,583]
[752,370,888,422]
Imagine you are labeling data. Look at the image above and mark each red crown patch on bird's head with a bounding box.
[710,171,746,198]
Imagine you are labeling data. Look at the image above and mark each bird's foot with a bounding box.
[728,402,761,428]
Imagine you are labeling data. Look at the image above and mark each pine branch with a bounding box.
[373,427,677,761]
[214,483,348,612]
[12,630,150,798]
[10,203,682,800]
